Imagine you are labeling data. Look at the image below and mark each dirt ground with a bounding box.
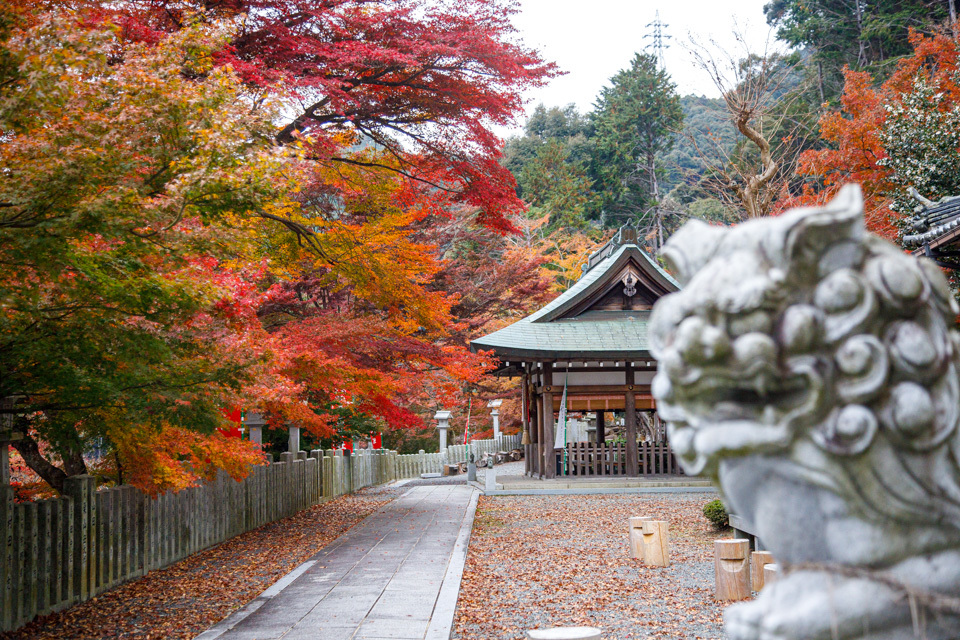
[454,492,729,640]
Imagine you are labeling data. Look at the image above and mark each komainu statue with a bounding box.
[650,185,960,639]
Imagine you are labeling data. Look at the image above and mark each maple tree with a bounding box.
[1,0,557,493]
[783,29,960,239]
[0,13,288,493]
[101,0,558,234]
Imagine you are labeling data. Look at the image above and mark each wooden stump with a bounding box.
[640,520,669,567]
[763,563,779,587]
[750,550,775,592]
[714,538,751,601]
[628,516,652,558]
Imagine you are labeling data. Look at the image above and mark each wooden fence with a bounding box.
[1,448,393,633]
[394,434,523,478]
[555,442,683,477]
[1,434,525,632]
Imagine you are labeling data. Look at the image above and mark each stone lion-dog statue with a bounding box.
[651,184,960,639]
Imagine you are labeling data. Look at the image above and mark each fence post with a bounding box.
[310,450,323,502]
[63,475,96,603]
[1,444,14,632]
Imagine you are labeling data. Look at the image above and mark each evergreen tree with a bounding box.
[519,139,593,229]
[590,53,683,243]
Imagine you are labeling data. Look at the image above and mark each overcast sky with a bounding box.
[503,0,778,134]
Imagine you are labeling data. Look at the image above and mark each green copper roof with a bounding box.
[470,243,678,361]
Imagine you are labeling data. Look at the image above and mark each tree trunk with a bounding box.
[648,151,662,250]
[950,0,958,38]
[817,60,825,104]
[9,434,87,494]
[854,0,866,67]
[734,113,777,218]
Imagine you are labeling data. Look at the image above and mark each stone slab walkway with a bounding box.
[196,485,478,640]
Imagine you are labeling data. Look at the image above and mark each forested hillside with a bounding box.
[501,1,959,253]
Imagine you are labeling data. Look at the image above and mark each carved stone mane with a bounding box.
[650,185,960,640]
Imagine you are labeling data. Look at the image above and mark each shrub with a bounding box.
[703,499,729,528]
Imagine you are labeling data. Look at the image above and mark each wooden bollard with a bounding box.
[750,550,775,592]
[640,520,669,567]
[628,516,653,558]
[763,563,779,587]
[714,538,751,601]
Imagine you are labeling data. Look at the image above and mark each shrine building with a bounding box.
[471,228,683,479]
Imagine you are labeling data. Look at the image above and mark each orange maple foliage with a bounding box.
[780,29,960,239]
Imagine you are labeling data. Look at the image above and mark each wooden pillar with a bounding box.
[522,370,531,477]
[596,411,606,444]
[625,362,639,477]
[542,362,556,479]
[534,387,543,478]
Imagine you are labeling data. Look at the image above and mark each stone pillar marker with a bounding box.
[487,399,503,440]
[485,467,497,492]
[715,539,751,601]
[640,520,670,567]
[245,412,266,446]
[434,410,452,452]
[287,424,300,453]
[751,550,776,592]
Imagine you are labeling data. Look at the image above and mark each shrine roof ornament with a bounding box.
[470,227,678,361]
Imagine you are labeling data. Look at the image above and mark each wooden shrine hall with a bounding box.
[471,228,683,479]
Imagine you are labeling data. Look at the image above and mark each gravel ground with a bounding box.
[454,492,728,640]
[3,485,404,640]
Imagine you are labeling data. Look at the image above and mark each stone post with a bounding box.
[640,520,669,567]
[245,412,266,446]
[487,399,503,441]
[751,550,776,592]
[287,425,300,453]
[714,539,751,601]
[485,467,497,493]
[434,410,451,453]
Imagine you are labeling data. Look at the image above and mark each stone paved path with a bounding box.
[196,485,478,640]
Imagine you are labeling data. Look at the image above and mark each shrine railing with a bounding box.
[554,441,683,477]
